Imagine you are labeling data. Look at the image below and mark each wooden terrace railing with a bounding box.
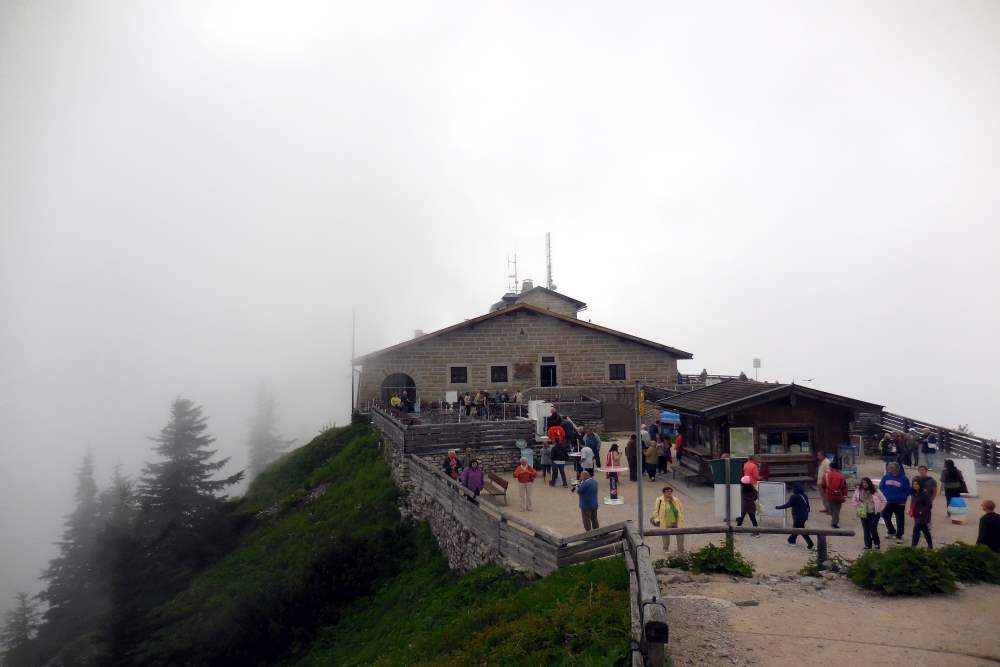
[881,411,999,470]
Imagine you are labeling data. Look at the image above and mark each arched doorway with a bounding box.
[381,373,416,408]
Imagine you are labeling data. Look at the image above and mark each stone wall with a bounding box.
[358,308,684,405]
[404,479,500,572]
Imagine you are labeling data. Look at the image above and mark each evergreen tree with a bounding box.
[247,386,295,478]
[138,397,243,572]
[36,451,104,646]
[0,593,39,667]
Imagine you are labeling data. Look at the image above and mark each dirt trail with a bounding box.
[660,575,1000,666]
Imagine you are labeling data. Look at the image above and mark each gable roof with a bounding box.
[656,378,882,418]
[354,303,693,364]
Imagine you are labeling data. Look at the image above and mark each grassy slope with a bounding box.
[128,423,630,666]
[287,531,631,666]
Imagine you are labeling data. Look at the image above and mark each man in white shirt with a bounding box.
[579,443,595,478]
[816,450,831,514]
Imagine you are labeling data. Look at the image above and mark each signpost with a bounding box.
[636,382,644,537]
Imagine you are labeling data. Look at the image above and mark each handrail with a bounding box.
[881,411,999,469]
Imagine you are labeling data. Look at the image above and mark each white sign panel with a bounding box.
[949,458,978,496]
[758,481,787,524]
[713,484,742,521]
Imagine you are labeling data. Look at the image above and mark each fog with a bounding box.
[2,1,998,612]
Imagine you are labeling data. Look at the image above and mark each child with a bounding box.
[776,482,813,549]
[540,441,553,481]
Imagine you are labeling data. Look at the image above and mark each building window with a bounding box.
[490,365,508,383]
[450,366,468,384]
[609,364,626,381]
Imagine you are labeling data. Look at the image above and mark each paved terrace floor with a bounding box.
[488,435,998,573]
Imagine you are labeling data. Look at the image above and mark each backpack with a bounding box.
[827,476,848,504]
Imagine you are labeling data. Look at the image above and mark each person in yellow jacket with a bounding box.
[652,486,685,553]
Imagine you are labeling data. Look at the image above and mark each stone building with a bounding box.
[354,286,693,409]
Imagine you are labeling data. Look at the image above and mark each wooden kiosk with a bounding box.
[658,379,882,484]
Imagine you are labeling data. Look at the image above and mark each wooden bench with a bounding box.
[483,472,509,505]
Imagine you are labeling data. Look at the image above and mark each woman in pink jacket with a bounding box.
[852,476,887,550]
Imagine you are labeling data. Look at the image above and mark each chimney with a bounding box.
[520,278,534,293]
[413,329,424,339]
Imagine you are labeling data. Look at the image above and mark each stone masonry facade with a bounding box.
[358,308,683,405]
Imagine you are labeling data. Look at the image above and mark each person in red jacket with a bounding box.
[742,455,762,487]
[823,461,849,529]
[512,457,538,512]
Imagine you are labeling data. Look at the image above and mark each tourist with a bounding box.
[546,422,566,447]
[539,441,553,481]
[879,462,910,541]
[824,461,848,529]
[562,418,581,451]
[879,432,898,465]
[643,437,658,481]
[922,428,939,470]
[976,500,1000,553]
[652,485,685,553]
[914,465,938,502]
[549,438,569,487]
[648,421,660,447]
[546,406,562,430]
[625,434,638,482]
[940,459,968,516]
[852,477,886,550]
[910,478,934,548]
[474,390,486,418]
[580,441,596,478]
[905,427,920,468]
[742,455,761,487]
[775,482,814,549]
[513,457,538,511]
[657,435,670,475]
[577,471,600,531]
[460,459,485,498]
[584,428,602,463]
[442,449,462,480]
[816,451,832,514]
[463,392,473,416]
[674,428,684,465]
[389,393,402,409]
[640,424,651,448]
[606,443,622,499]
[736,475,759,534]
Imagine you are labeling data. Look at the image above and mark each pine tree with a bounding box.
[138,397,243,571]
[247,386,295,478]
[36,451,104,645]
[0,593,39,667]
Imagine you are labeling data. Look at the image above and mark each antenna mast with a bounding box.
[545,232,556,290]
[507,254,519,293]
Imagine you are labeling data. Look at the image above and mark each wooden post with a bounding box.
[817,534,828,563]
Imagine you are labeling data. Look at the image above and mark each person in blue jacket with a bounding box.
[776,482,814,549]
[879,462,910,541]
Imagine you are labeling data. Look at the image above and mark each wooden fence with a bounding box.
[405,454,668,665]
[372,404,536,455]
[881,411,999,470]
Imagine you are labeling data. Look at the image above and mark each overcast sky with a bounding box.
[2,1,998,610]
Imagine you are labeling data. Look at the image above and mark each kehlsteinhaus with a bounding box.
[354,281,692,429]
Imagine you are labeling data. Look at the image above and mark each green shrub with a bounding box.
[654,554,691,571]
[938,542,1000,584]
[847,547,956,595]
[664,543,753,577]
[798,553,852,577]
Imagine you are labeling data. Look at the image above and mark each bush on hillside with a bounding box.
[662,543,754,577]
[847,547,956,595]
[938,542,1000,584]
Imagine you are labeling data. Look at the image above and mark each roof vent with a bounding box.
[521,278,534,293]
[413,329,424,339]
